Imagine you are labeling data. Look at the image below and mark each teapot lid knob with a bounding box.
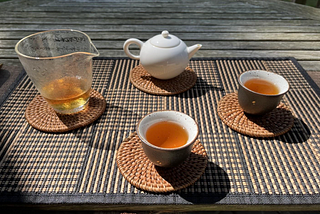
[162,30,169,38]
[149,30,181,48]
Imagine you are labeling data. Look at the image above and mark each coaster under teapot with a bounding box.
[130,64,197,95]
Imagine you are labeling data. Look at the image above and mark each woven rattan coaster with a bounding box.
[218,93,294,138]
[25,89,106,133]
[130,64,197,95]
[116,132,207,193]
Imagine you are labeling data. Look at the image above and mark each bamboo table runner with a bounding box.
[0,57,319,206]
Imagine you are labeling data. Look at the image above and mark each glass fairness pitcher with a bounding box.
[15,29,99,114]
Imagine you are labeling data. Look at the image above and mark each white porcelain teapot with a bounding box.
[123,30,202,80]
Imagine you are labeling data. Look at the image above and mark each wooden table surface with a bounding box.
[1,0,320,212]
[1,0,320,98]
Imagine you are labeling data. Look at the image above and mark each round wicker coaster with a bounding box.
[130,64,197,95]
[116,132,208,193]
[218,93,294,138]
[25,89,106,133]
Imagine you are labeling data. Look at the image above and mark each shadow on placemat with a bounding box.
[140,68,196,94]
[244,106,294,137]
[0,68,10,88]
[178,162,231,204]
[277,118,311,144]
[174,76,224,98]
[155,152,208,189]
[72,103,140,150]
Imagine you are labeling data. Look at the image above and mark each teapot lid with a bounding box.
[149,30,180,48]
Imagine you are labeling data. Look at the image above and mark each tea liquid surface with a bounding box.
[244,78,279,95]
[146,121,188,149]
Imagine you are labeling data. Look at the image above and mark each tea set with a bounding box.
[15,29,290,169]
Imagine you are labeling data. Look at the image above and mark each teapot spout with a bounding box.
[187,44,202,59]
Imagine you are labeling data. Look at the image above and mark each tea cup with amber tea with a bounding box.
[238,70,289,115]
[137,110,199,168]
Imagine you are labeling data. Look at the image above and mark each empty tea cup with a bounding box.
[15,29,100,114]
[137,110,199,168]
[238,70,289,115]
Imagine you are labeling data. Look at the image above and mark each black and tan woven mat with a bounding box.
[0,57,320,205]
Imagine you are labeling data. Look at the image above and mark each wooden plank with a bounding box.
[0,59,21,67]
[296,61,320,71]
[248,0,320,21]
[1,19,319,26]
[5,49,320,60]
[4,40,320,50]
[1,25,320,34]
[307,71,320,88]
[0,12,306,20]
[47,0,255,2]
[73,32,320,41]
[11,6,281,14]
[192,50,320,61]
[9,0,318,21]
[2,18,318,26]
[39,1,266,8]
[2,0,320,20]
[2,31,320,41]
[42,0,262,6]
[0,0,46,10]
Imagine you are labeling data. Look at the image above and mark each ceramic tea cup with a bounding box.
[137,110,199,168]
[238,70,289,115]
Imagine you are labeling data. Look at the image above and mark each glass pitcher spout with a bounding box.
[88,41,100,58]
[15,29,100,60]
[78,31,100,58]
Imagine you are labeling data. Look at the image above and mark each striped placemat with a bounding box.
[0,57,319,206]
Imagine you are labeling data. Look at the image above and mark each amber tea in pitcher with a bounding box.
[41,76,91,114]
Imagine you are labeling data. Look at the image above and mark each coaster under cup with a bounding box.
[130,64,197,95]
[25,89,106,133]
[218,93,294,138]
[116,132,208,193]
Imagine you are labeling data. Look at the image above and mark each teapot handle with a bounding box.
[123,38,144,60]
